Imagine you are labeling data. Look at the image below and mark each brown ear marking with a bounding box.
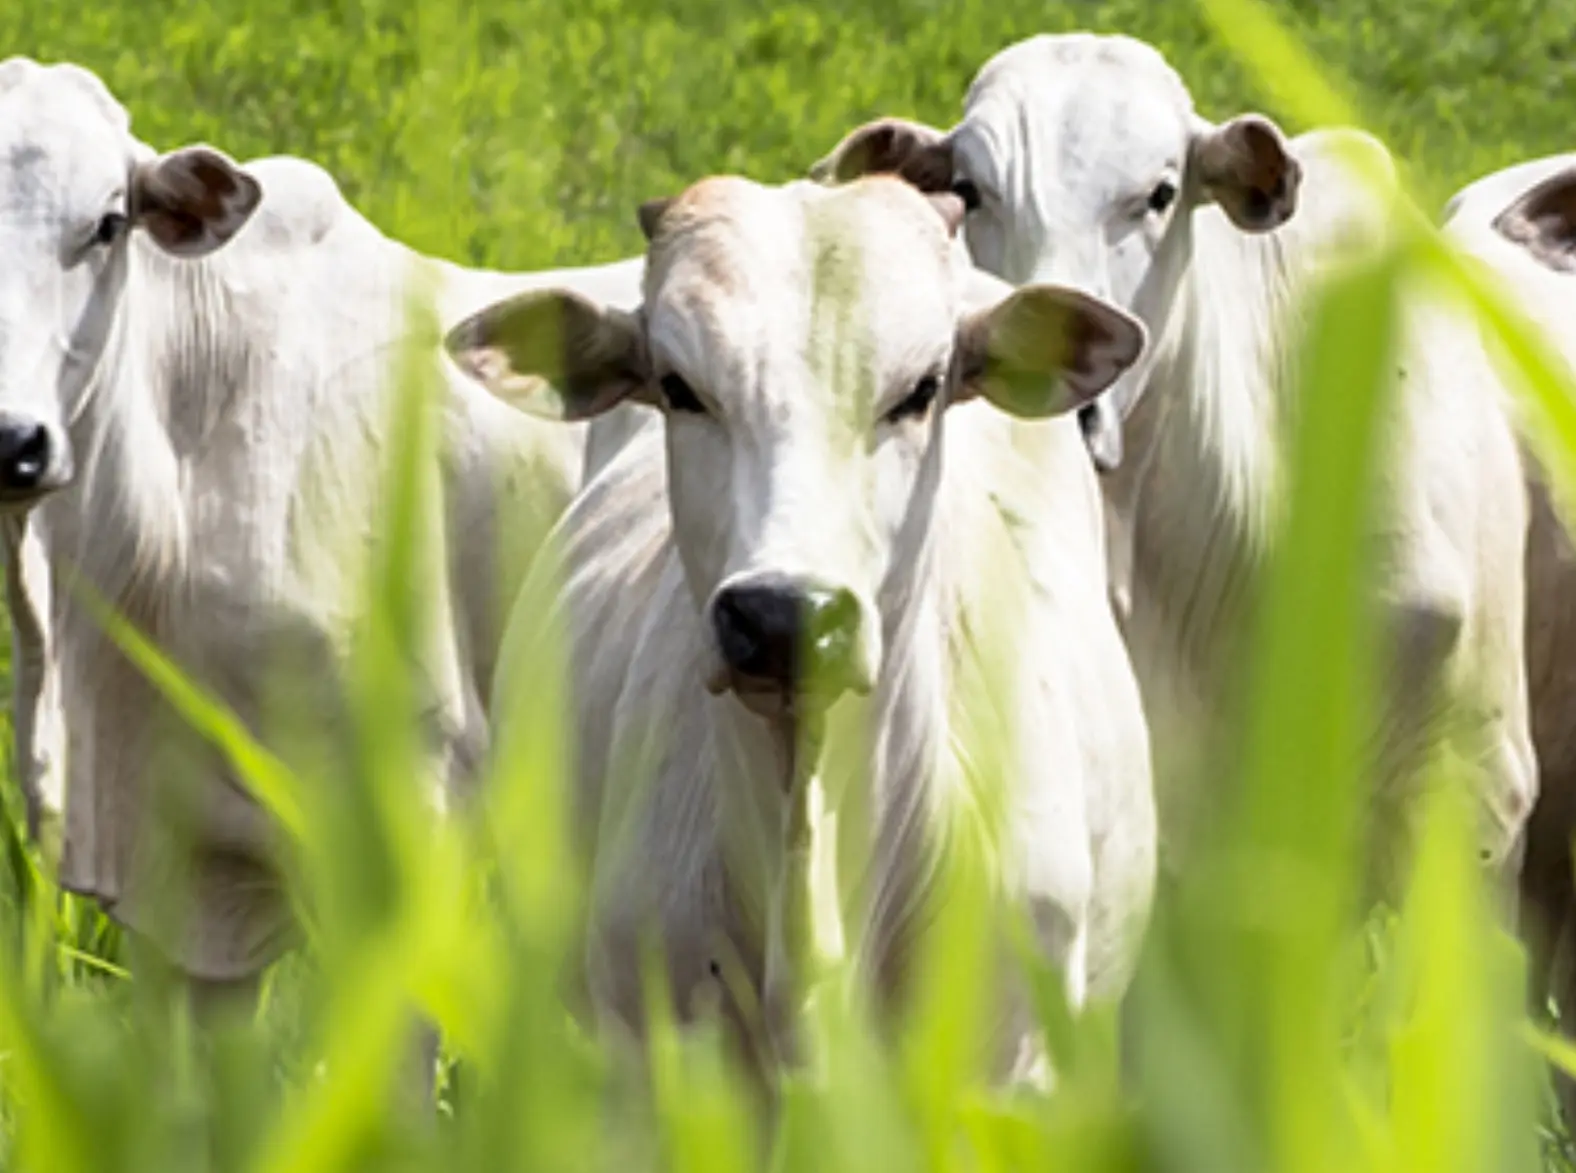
[809,117,954,194]
[444,289,648,423]
[131,146,261,256]
[1193,115,1301,233]
[1492,167,1576,274]
[638,197,675,243]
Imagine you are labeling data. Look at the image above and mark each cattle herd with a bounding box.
[2,28,1576,1114]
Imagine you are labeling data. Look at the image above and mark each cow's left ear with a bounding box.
[1191,114,1300,232]
[807,117,956,193]
[954,285,1146,419]
[132,146,261,257]
[445,289,651,422]
[1492,166,1576,273]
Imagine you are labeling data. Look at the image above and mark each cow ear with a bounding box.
[1191,114,1301,232]
[809,117,955,193]
[444,289,650,422]
[1492,167,1576,273]
[638,196,676,243]
[132,146,261,257]
[1077,397,1124,473]
[954,285,1146,419]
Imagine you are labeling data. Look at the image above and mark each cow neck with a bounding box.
[60,237,209,615]
[1117,206,1294,690]
[853,441,956,994]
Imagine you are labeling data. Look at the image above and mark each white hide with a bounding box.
[1442,153,1576,230]
[0,57,642,980]
[464,176,1156,1077]
[1443,161,1576,805]
[1442,156,1576,1125]
[812,32,1537,894]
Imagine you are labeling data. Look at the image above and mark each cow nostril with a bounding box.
[13,427,48,482]
[0,423,50,492]
[714,589,765,674]
[712,580,806,689]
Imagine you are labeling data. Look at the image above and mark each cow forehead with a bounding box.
[962,34,1194,176]
[648,177,960,361]
[969,33,1190,107]
[0,60,129,138]
[0,71,133,213]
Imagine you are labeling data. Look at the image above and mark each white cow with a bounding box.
[446,173,1157,1079]
[811,32,1537,898]
[0,57,643,1039]
[1443,155,1576,1125]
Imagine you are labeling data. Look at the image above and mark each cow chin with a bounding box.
[0,463,74,511]
[703,658,874,721]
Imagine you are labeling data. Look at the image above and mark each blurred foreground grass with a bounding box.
[1,0,1575,1170]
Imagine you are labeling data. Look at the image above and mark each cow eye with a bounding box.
[1147,180,1178,214]
[658,372,706,414]
[951,178,982,213]
[887,374,941,424]
[93,211,128,246]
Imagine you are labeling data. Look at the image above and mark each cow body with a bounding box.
[547,385,1154,1057]
[1117,135,1535,888]
[451,174,1155,1079]
[812,33,1537,898]
[0,58,643,986]
[1443,155,1576,1126]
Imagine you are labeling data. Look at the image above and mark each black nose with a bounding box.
[0,420,50,493]
[711,575,862,693]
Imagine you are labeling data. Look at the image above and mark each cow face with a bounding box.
[0,58,259,507]
[810,33,1299,471]
[446,175,1143,717]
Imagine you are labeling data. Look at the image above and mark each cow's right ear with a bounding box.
[132,146,261,257]
[444,289,651,422]
[808,117,955,193]
[1191,114,1300,233]
[1492,167,1576,273]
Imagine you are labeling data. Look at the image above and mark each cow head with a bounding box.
[1492,165,1576,274]
[810,33,1300,473]
[0,58,259,507]
[446,175,1143,717]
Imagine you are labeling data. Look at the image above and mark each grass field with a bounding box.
[2,0,1576,1170]
[11,0,1573,267]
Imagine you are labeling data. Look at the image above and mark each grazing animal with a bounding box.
[0,56,642,1073]
[446,173,1157,1081]
[1443,153,1576,1129]
[811,32,1537,898]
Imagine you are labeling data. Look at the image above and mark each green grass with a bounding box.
[2,0,1576,1170]
[11,0,1572,267]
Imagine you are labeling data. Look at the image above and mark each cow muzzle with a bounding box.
[706,572,874,716]
[0,414,68,506]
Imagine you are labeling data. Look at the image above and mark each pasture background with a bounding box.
[8,0,1568,269]
[1,0,1574,1170]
